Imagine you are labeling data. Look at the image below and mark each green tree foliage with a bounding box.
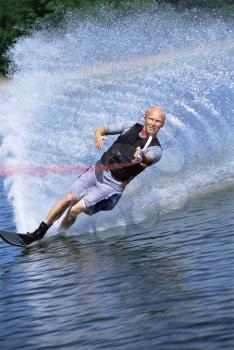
[0,0,83,74]
[0,0,233,75]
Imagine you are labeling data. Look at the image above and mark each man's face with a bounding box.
[144,109,165,134]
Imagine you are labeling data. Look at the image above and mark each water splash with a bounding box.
[0,8,233,233]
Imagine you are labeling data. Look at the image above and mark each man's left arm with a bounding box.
[135,146,162,165]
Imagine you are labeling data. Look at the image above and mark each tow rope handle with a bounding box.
[134,134,153,161]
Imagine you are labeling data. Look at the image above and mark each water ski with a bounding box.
[0,230,27,247]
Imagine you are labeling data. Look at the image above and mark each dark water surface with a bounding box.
[1,180,234,350]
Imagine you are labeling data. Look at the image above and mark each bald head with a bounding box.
[145,106,166,121]
[144,106,165,135]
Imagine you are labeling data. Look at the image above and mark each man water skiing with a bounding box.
[18,106,165,245]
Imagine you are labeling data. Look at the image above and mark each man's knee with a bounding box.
[69,200,86,217]
[62,193,77,206]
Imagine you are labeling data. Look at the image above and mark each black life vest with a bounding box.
[101,123,161,182]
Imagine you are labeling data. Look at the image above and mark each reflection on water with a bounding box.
[1,184,234,349]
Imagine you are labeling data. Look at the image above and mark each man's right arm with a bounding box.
[95,125,108,149]
[95,122,134,149]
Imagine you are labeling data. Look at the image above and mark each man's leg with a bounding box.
[60,183,122,230]
[18,193,77,245]
[60,199,86,230]
[44,193,78,226]
[17,166,98,245]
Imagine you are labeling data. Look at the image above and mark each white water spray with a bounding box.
[0,8,233,234]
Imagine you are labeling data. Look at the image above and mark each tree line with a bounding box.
[0,0,233,76]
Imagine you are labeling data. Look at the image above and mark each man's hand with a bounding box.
[95,134,107,149]
[95,135,106,149]
[94,125,107,149]
[134,147,153,165]
[134,146,143,160]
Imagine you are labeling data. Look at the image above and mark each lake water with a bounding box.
[1,180,234,349]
